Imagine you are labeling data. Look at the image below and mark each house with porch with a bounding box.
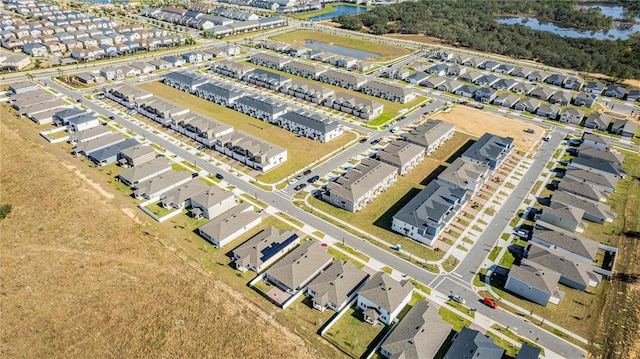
[307,260,369,312]
[197,203,262,248]
[230,227,299,273]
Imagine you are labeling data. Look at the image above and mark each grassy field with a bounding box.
[438,306,472,332]
[306,131,471,261]
[435,105,544,152]
[324,307,387,358]
[270,29,411,62]
[0,111,324,358]
[137,81,356,183]
[590,150,640,359]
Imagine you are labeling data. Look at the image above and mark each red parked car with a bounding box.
[482,297,498,309]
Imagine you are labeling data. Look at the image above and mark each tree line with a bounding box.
[335,0,640,80]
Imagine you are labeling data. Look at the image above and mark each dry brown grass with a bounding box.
[434,105,544,152]
[0,111,320,358]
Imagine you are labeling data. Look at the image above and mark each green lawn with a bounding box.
[487,272,611,341]
[445,300,475,318]
[144,201,175,218]
[491,324,544,355]
[270,29,411,62]
[137,81,356,184]
[334,242,370,262]
[488,246,502,262]
[308,158,446,261]
[327,247,365,269]
[486,332,519,358]
[438,306,472,332]
[325,307,387,359]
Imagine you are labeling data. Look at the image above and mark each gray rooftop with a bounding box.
[326,158,398,202]
[551,191,615,222]
[120,144,155,160]
[73,132,125,154]
[508,260,561,296]
[357,272,414,314]
[133,170,192,198]
[437,158,490,188]
[307,260,369,308]
[377,139,425,170]
[190,186,234,209]
[570,156,626,177]
[87,138,139,163]
[557,177,609,203]
[444,326,505,359]
[265,240,333,291]
[198,203,261,245]
[118,157,171,186]
[462,132,514,169]
[394,180,468,235]
[278,109,340,135]
[564,168,619,189]
[161,180,208,207]
[526,243,594,289]
[576,145,623,165]
[380,300,452,359]
[402,119,456,150]
[235,94,288,115]
[231,226,298,271]
[68,125,111,143]
[532,222,599,262]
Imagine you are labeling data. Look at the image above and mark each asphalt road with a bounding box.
[44,78,585,358]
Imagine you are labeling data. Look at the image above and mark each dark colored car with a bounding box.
[303,169,311,176]
[191,172,199,178]
[359,138,368,143]
[108,116,115,120]
[215,173,224,180]
[371,139,380,145]
[308,175,320,183]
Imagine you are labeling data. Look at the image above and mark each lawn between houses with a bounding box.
[306,131,471,262]
[269,29,411,62]
[137,81,356,184]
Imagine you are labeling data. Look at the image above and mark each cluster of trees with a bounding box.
[335,0,640,79]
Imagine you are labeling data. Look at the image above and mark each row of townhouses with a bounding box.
[141,6,286,37]
[103,83,288,172]
[392,132,514,246]
[0,1,187,61]
[163,70,345,143]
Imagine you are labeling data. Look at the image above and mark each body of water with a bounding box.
[497,17,640,40]
[304,40,380,59]
[579,3,640,22]
[308,5,369,21]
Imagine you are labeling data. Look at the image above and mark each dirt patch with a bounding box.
[0,115,319,358]
[63,163,114,200]
[434,105,543,152]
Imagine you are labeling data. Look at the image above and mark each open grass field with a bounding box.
[324,306,387,358]
[137,81,356,183]
[269,29,411,62]
[434,105,544,152]
[0,112,322,358]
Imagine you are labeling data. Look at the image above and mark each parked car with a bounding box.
[156,154,165,158]
[191,172,199,178]
[481,297,498,308]
[76,98,82,103]
[390,126,400,133]
[543,135,552,142]
[215,173,224,180]
[296,174,304,181]
[450,294,466,305]
[303,169,311,176]
[308,175,320,183]
[515,229,528,238]
[525,128,535,134]
[196,145,205,151]
[359,137,368,144]
[257,208,265,214]
[289,178,297,185]
[108,116,115,120]
[371,139,380,145]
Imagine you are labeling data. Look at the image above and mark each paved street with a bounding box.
[43,77,585,358]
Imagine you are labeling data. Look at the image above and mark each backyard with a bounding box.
[137,81,357,183]
[324,306,388,358]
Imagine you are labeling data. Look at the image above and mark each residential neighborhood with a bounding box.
[2,2,640,358]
